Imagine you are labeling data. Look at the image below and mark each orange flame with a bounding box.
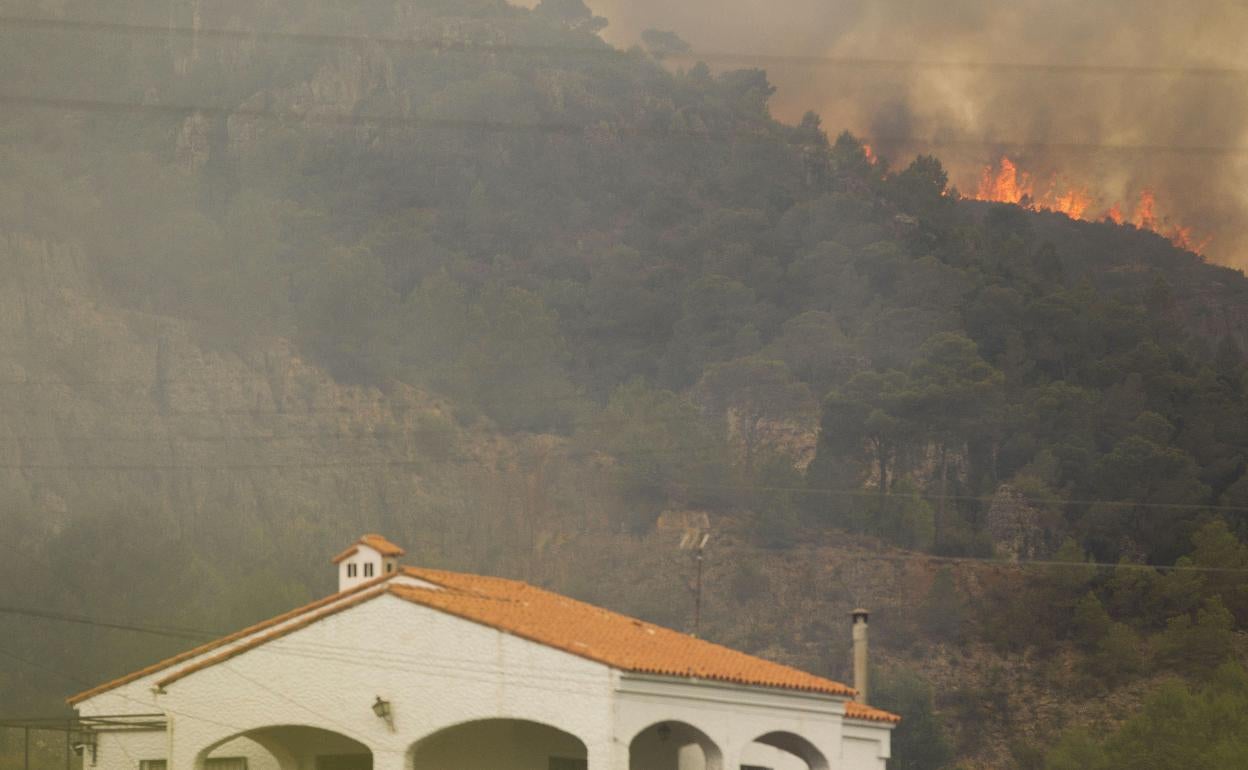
[863,143,877,165]
[1134,189,1157,231]
[977,157,1033,205]
[1049,187,1092,220]
[969,156,1207,254]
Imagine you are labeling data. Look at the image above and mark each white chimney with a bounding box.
[331,534,405,592]
[851,608,869,704]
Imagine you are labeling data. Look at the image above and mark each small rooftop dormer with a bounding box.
[332,534,405,592]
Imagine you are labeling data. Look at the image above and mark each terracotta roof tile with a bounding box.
[844,702,902,724]
[361,534,405,557]
[331,534,405,564]
[392,566,857,698]
[75,562,888,717]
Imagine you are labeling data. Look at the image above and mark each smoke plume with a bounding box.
[589,0,1248,266]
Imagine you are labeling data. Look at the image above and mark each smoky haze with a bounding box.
[589,0,1248,267]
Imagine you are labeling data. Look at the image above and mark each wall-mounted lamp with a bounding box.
[71,732,97,766]
[372,697,394,731]
[657,723,671,742]
[72,742,97,766]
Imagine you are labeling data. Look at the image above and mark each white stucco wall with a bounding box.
[841,724,892,770]
[337,546,398,593]
[77,589,893,770]
[93,728,168,770]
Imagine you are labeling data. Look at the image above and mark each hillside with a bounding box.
[4,2,1248,768]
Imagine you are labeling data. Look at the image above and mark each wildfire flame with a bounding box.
[863,143,877,165]
[1049,188,1091,221]
[971,156,1208,253]
[1134,189,1157,231]
[978,157,1032,205]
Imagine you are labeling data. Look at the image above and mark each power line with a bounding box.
[665,51,1248,80]
[0,92,589,139]
[0,603,627,694]
[0,605,216,642]
[0,14,620,62]
[230,641,648,696]
[2,544,1243,710]
[0,459,427,470]
[0,640,262,739]
[217,662,373,745]
[0,444,1246,518]
[825,549,1248,575]
[0,643,95,693]
[2,546,1247,666]
[873,134,1248,158]
[5,91,1248,158]
[0,611,611,718]
[671,480,1248,515]
[0,551,1242,710]
[4,14,1247,80]
[1,441,1248,519]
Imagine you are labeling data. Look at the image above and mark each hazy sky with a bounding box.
[585,0,1248,266]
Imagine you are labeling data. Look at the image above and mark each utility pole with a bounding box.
[693,545,704,637]
[680,528,711,637]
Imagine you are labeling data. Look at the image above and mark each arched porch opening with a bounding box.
[739,732,828,770]
[199,725,372,770]
[409,719,587,770]
[628,722,722,770]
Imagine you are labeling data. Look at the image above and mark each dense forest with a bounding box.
[2,1,1248,767]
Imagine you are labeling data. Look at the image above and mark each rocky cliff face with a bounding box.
[0,228,616,594]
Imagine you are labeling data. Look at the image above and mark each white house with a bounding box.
[69,535,898,770]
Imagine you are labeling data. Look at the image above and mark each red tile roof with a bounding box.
[331,534,405,564]
[845,702,902,724]
[72,558,898,722]
[391,566,859,698]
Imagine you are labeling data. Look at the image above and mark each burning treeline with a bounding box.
[590,0,1248,267]
[970,157,1210,253]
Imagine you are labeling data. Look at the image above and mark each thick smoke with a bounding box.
[589,0,1248,266]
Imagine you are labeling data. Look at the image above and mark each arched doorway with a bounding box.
[629,722,722,770]
[200,725,372,770]
[409,719,587,770]
[738,732,828,770]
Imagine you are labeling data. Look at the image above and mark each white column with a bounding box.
[165,715,236,770]
[371,749,407,770]
[588,737,629,770]
[708,729,739,770]
[168,734,204,770]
